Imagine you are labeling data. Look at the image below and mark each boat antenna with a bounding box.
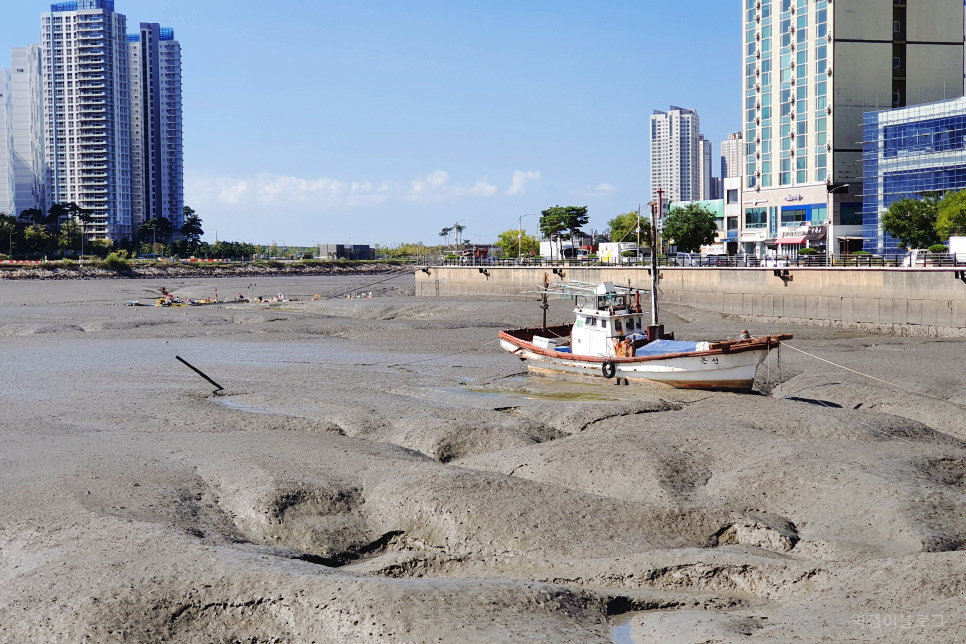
[541,272,550,332]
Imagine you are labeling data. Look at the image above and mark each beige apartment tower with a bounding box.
[741,0,964,255]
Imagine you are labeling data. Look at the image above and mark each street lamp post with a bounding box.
[345,237,354,261]
[826,183,850,265]
[518,213,536,262]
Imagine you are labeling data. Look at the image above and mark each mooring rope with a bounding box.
[778,341,952,403]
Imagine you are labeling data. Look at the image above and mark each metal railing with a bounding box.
[436,252,966,269]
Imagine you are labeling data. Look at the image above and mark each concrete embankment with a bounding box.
[416,266,966,335]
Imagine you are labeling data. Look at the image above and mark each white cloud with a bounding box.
[188,171,500,210]
[593,183,617,195]
[407,170,498,203]
[507,170,541,196]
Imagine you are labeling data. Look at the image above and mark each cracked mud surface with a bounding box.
[1,275,966,642]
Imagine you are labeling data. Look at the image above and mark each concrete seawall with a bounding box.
[416,266,966,335]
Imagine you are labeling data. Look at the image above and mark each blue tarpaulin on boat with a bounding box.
[635,339,699,357]
[555,347,572,353]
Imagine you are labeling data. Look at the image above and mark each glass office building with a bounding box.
[863,97,966,253]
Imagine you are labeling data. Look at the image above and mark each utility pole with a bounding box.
[649,201,660,327]
[636,204,641,262]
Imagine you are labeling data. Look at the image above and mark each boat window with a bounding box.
[614,320,623,333]
[587,316,596,326]
[626,318,635,330]
[601,319,607,329]
[637,317,644,328]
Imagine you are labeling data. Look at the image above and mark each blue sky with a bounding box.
[2,1,740,245]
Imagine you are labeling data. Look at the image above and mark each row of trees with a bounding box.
[489,203,720,258]
[882,190,966,250]
[0,203,233,260]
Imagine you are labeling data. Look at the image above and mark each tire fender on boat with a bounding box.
[602,360,617,379]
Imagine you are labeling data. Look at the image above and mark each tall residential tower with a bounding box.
[741,0,964,255]
[128,23,183,232]
[650,106,703,204]
[42,0,133,240]
[0,46,47,218]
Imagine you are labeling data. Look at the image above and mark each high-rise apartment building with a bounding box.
[742,0,964,255]
[698,135,713,200]
[650,106,703,204]
[42,0,133,240]
[0,69,11,215]
[720,131,742,180]
[128,24,183,231]
[0,46,47,218]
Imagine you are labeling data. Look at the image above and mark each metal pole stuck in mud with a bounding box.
[175,355,225,395]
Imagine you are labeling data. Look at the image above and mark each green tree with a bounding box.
[608,210,653,247]
[540,205,588,257]
[495,229,539,258]
[936,189,966,239]
[180,207,204,245]
[661,203,720,252]
[22,224,53,256]
[137,217,176,246]
[17,208,45,227]
[0,213,16,257]
[881,197,941,249]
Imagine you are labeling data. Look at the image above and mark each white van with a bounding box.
[901,249,928,267]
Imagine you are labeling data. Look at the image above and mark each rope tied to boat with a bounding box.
[778,341,951,403]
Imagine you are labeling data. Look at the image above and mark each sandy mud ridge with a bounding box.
[1,276,965,642]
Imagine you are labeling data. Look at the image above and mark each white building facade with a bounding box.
[720,131,742,180]
[42,0,133,241]
[741,0,964,257]
[650,106,702,205]
[0,46,47,218]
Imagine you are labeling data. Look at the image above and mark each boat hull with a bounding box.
[499,330,782,392]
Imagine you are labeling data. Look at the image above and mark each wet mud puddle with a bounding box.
[215,398,297,417]
[611,612,642,644]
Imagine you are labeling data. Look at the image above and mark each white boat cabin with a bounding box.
[570,282,646,358]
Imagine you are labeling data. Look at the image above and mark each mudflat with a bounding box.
[1,275,965,643]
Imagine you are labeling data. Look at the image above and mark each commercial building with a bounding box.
[0,45,47,218]
[741,0,963,256]
[128,24,183,232]
[863,96,966,254]
[650,106,703,204]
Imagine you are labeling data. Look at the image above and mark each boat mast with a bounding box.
[650,189,663,327]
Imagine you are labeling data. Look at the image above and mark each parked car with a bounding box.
[674,252,701,266]
[733,253,760,267]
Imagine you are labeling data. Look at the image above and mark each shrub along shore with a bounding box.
[0,259,413,280]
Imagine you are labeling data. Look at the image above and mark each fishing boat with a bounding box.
[498,203,788,391]
[499,281,789,391]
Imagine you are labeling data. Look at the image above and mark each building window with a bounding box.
[781,208,807,225]
[745,208,768,229]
